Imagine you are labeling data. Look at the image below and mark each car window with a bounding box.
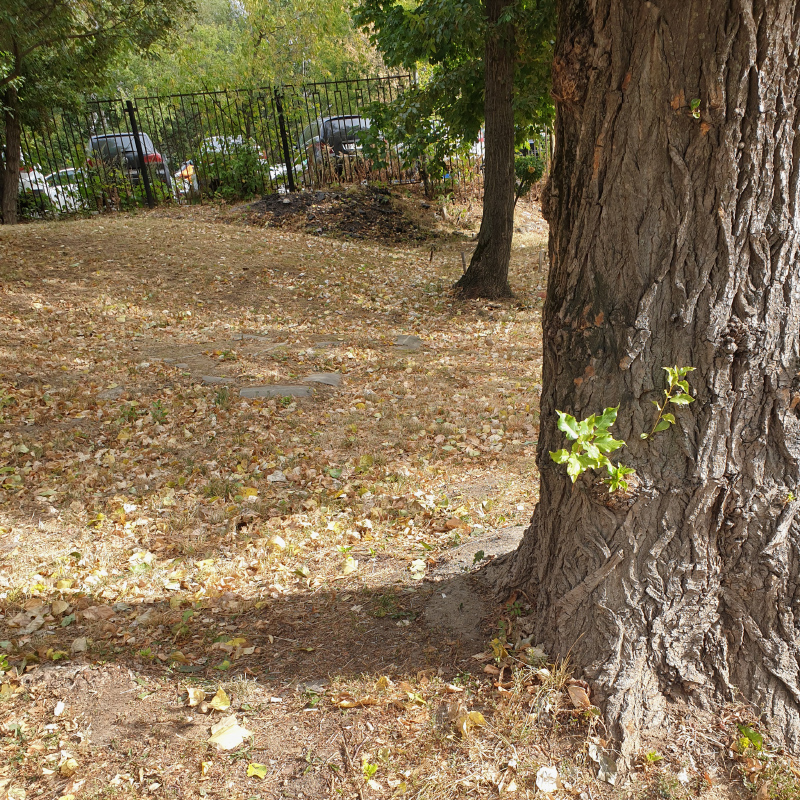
[91,133,156,157]
[297,119,323,151]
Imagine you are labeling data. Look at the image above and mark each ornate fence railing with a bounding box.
[12,75,496,217]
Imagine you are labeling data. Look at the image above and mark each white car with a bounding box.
[18,163,59,215]
[45,168,86,212]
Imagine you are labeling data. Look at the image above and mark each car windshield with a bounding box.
[297,119,323,151]
[91,133,155,157]
[321,118,369,142]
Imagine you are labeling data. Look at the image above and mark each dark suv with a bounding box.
[299,116,371,163]
[87,133,173,189]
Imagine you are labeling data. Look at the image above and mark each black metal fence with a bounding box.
[13,75,494,217]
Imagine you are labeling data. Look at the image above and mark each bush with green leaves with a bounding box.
[514,153,544,205]
[82,165,171,211]
[17,190,53,219]
[199,141,264,201]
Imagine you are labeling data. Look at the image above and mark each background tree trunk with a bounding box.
[454,0,515,299]
[504,0,800,760]
[1,86,21,225]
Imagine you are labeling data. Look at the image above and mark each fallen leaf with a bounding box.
[332,693,378,708]
[535,766,559,793]
[59,757,78,777]
[186,687,205,707]
[209,687,231,711]
[247,763,268,779]
[567,684,591,709]
[51,600,70,616]
[342,556,358,575]
[588,743,617,785]
[207,715,252,750]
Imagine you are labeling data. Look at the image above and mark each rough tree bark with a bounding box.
[1,86,21,225]
[454,0,516,299]
[503,0,800,759]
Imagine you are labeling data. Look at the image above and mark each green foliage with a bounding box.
[641,366,695,440]
[106,0,380,95]
[150,400,168,424]
[82,166,172,211]
[551,365,696,491]
[200,140,264,201]
[1,0,196,116]
[737,723,763,752]
[514,153,545,204]
[354,0,556,175]
[17,190,53,220]
[549,406,633,492]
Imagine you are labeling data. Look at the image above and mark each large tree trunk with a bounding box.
[454,0,515,299]
[504,0,800,761]
[1,86,21,225]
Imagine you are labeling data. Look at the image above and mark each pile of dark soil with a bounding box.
[246,185,429,243]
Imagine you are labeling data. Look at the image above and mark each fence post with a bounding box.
[125,100,155,209]
[274,89,296,193]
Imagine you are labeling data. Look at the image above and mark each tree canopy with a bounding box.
[105,0,384,96]
[353,0,555,168]
[1,0,195,223]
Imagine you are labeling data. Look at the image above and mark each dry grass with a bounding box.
[0,193,793,799]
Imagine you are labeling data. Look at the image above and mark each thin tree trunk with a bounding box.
[502,0,800,760]
[454,0,515,299]
[1,86,21,225]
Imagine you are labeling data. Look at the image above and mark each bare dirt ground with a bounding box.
[0,191,784,799]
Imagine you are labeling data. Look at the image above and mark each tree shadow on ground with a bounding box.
[3,566,508,799]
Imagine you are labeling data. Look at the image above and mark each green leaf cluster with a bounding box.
[641,366,695,439]
[514,153,545,204]
[353,0,557,184]
[1,0,196,118]
[549,406,633,491]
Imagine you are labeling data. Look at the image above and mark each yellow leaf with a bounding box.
[56,580,73,590]
[241,487,258,498]
[200,760,211,777]
[247,763,268,779]
[186,687,205,707]
[209,687,231,711]
[467,711,486,727]
[376,676,394,690]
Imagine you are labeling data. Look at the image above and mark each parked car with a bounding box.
[297,116,371,164]
[45,167,86,212]
[86,132,173,190]
[17,158,58,216]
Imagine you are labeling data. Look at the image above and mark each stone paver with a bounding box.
[394,334,422,350]
[303,373,341,387]
[239,385,312,399]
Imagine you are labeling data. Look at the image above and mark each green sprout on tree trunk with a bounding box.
[641,366,695,439]
[550,366,695,492]
[549,406,634,492]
